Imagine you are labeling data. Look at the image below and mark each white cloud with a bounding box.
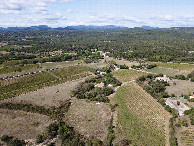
[67,8,72,13]
[60,0,74,2]
[0,0,56,14]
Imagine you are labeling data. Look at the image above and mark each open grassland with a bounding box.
[166,79,194,97]
[42,60,82,69]
[149,62,194,71]
[113,82,170,145]
[112,69,146,83]
[147,67,190,76]
[179,127,194,146]
[1,76,91,107]
[0,109,53,140]
[0,64,39,74]
[0,66,91,100]
[65,98,112,141]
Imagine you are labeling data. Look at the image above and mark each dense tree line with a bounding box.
[1,28,194,65]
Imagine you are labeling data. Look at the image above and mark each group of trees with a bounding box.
[137,74,169,104]
[71,82,112,102]
[1,135,25,146]
[1,28,194,66]
[184,108,194,125]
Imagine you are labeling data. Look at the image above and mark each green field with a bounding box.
[114,82,169,145]
[42,60,82,69]
[0,66,91,100]
[147,67,190,76]
[112,69,146,83]
[0,64,39,74]
[149,62,194,71]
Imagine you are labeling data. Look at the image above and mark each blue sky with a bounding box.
[0,0,194,28]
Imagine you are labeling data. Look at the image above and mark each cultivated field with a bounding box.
[1,76,91,107]
[179,127,194,146]
[113,82,170,145]
[149,62,194,71]
[147,67,190,76]
[105,57,138,67]
[65,98,112,141]
[0,64,39,75]
[0,109,53,140]
[42,60,82,69]
[83,62,108,69]
[166,79,194,96]
[0,66,91,100]
[112,69,146,83]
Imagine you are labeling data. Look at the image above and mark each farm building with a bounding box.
[100,72,106,75]
[190,95,194,99]
[156,75,170,82]
[108,84,113,87]
[95,82,104,88]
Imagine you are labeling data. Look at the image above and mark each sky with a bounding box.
[0,0,194,28]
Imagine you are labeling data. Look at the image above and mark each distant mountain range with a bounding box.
[0,25,128,31]
[0,25,193,31]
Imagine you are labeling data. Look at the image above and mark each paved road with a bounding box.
[114,80,136,91]
[165,98,190,116]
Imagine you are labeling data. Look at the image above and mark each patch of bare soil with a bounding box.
[0,109,53,140]
[166,79,194,97]
[0,76,91,107]
[65,98,112,141]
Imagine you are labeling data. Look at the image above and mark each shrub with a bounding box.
[1,135,13,142]
[36,134,44,144]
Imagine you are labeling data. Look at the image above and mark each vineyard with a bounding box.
[149,62,194,71]
[0,64,39,74]
[0,66,91,100]
[113,82,170,145]
[112,69,146,83]
[147,67,190,76]
[180,127,194,146]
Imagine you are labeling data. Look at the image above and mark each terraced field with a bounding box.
[0,66,91,100]
[112,69,146,83]
[113,82,170,145]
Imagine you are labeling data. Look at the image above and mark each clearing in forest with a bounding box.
[113,82,170,145]
[112,69,146,83]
